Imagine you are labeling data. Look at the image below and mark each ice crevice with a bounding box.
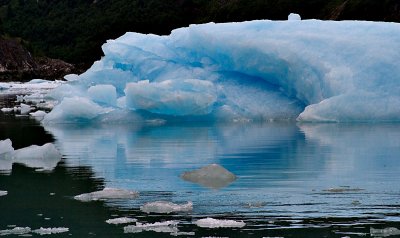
[32,14,400,123]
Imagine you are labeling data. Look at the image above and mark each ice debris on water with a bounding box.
[0,227,69,236]
[32,227,69,235]
[123,220,179,234]
[74,187,139,202]
[0,139,61,172]
[105,217,137,225]
[140,201,193,214]
[0,191,7,196]
[195,218,245,228]
[0,227,31,236]
[370,227,400,237]
[181,164,236,189]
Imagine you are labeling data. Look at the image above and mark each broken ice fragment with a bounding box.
[106,217,137,225]
[181,164,236,189]
[32,227,69,235]
[370,227,400,237]
[123,221,179,234]
[0,227,31,236]
[140,201,193,214]
[0,139,14,171]
[13,143,62,171]
[0,190,7,196]
[74,187,139,202]
[195,217,245,228]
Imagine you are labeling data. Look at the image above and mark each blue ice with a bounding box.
[44,15,400,123]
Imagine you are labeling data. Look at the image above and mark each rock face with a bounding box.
[0,37,76,81]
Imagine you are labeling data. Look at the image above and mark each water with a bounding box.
[1,97,400,237]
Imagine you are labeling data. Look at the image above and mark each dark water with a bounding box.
[1,98,400,237]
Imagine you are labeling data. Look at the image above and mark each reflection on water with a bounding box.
[1,114,400,236]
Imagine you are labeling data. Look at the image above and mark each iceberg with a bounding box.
[140,201,193,214]
[74,187,139,202]
[181,164,236,189]
[194,218,245,228]
[0,190,7,196]
[41,15,400,123]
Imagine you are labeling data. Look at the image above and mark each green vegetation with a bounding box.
[0,0,399,65]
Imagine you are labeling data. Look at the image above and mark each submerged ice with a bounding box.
[41,15,400,123]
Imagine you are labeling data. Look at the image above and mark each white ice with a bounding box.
[123,221,179,234]
[0,227,31,236]
[74,187,139,202]
[195,217,246,228]
[105,217,137,225]
[140,201,193,214]
[13,143,62,171]
[32,227,69,235]
[0,190,7,196]
[181,164,236,189]
[39,14,400,123]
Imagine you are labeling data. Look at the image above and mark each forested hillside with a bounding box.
[0,0,399,65]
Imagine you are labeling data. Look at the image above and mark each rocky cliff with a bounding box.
[0,37,76,81]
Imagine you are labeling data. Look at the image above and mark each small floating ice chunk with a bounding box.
[32,227,69,235]
[140,201,193,214]
[30,110,47,121]
[1,108,14,113]
[0,139,14,171]
[195,218,245,228]
[13,143,62,171]
[19,103,32,115]
[0,227,31,236]
[181,164,236,189]
[0,190,7,196]
[370,227,400,237]
[106,217,137,225]
[74,187,139,202]
[123,221,179,234]
[288,13,301,21]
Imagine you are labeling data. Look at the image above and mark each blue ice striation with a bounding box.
[43,15,400,123]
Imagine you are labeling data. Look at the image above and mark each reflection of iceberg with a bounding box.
[41,17,400,123]
[181,164,236,189]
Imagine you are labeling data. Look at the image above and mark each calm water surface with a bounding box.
[1,98,400,237]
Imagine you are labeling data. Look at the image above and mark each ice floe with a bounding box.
[370,227,400,237]
[105,217,137,225]
[123,220,179,234]
[140,201,193,214]
[0,227,31,236]
[74,187,139,202]
[195,218,245,228]
[32,227,69,235]
[181,164,236,189]
[0,190,7,196]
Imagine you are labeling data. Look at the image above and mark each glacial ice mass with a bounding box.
[39,16,400,122]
